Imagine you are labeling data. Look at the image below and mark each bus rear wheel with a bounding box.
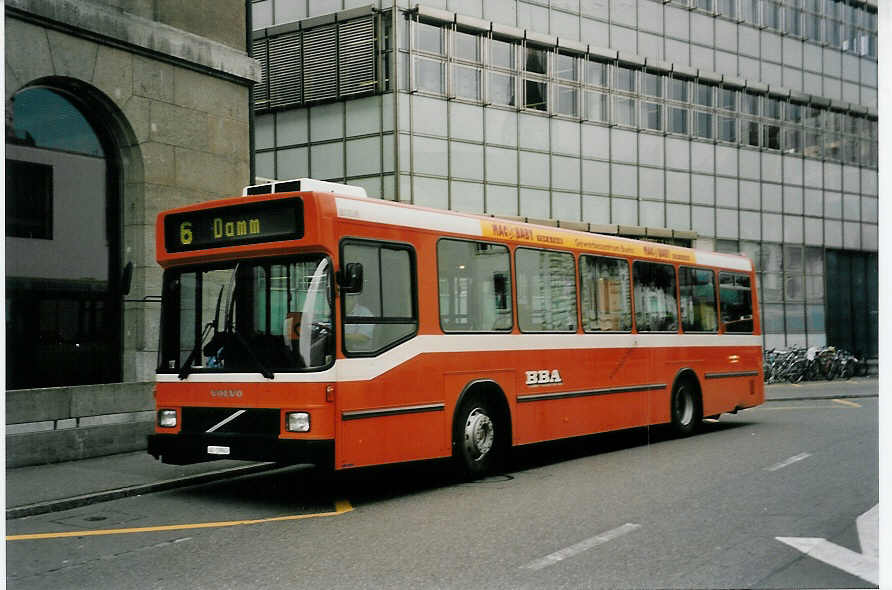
[670,379,701,437]
[453,394,502,479]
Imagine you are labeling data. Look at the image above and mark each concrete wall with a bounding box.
[6,382,155,467]
[97,0,248,50]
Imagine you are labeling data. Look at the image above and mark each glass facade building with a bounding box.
[250,0,878,357]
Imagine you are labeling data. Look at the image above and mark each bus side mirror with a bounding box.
[337,263,363,294]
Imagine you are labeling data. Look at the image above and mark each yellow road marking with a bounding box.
[7,500,353,542]
[832,398,862,408]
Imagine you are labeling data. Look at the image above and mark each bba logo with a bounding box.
[525,369,563,386]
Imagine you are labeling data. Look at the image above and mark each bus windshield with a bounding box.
[159,255,334,375]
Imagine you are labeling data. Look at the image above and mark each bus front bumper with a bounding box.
[147,433,334,467]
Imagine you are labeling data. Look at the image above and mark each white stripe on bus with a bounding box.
[335,197,483,237]
[157,333,762,384]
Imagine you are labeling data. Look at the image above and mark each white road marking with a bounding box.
[521,523,641,571]
[855,504,878,560]
[764,452,811,472]
[776,504,879,585]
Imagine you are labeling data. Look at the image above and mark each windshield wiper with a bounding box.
[178,284,225,380]
[221,265,274,380]
[229,330,274,379]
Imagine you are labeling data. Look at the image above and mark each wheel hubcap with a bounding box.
[464,408,494,462]
[677,388,694,426]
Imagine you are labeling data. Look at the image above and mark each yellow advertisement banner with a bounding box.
[480,220,695,264]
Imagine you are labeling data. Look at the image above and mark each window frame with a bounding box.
[578,254,633,333]
[632,260,680,333]
[436,237,514,333]
[515,247,579,334]
[718,271,755,334]
[339,237,419,357]
[679,266,719,333]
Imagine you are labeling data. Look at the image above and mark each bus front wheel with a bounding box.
[453,394,502,479]
[670,378,701,437]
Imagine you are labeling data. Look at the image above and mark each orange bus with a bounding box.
[148,178,764,477]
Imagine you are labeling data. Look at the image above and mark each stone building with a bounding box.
[250,0,878,358]
[5,0,259,464]
[5,0,260,389]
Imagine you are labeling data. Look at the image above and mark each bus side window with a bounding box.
[437,239,512,332]
[679,266,718,332]
[633,261,678,332]
[719,272,753,333]
[341,241,417,354]
[579,255,632,332]
[516,248,577,333]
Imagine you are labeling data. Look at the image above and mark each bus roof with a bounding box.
[157,188,753,273]
[332,193,754,272]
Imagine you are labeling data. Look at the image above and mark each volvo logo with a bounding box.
[210,389,243,398]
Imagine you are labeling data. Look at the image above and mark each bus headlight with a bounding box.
[158,409,177,428]
[286,412,310,432]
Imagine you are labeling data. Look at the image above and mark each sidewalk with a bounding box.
[6,376,878,519]
[764,374,879,401]
[5,451,278,519]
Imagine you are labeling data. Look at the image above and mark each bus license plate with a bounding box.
[207,445,231,456]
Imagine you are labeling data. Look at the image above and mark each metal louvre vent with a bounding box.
[181,407,281,436]
[338,17,376,97]
[302,24,338,102]
[269,32,303,108]
[256,14,378,112]
[252,38,270,106]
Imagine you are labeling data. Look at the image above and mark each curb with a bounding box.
[764,393,879,402]
[6,462,281,520]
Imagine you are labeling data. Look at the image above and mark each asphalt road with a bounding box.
[7,395,879,589]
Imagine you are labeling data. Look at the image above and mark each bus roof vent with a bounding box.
[242,178,368,198]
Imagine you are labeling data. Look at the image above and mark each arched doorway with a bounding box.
[5,82,125,388]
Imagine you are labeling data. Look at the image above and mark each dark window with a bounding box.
[633,261,678,332]
[719,272,754,333]
[6,159,53,239]
[579,255,632,332]
[525,79,548,111]
[437,239,512,332]
[679,267,718,332]
[525,45,548,75]
[668,106,689,134]
[763,124,781,150]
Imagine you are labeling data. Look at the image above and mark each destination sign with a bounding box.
[164,198,304,252]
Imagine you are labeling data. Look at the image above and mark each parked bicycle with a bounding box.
[763,345,868,383]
